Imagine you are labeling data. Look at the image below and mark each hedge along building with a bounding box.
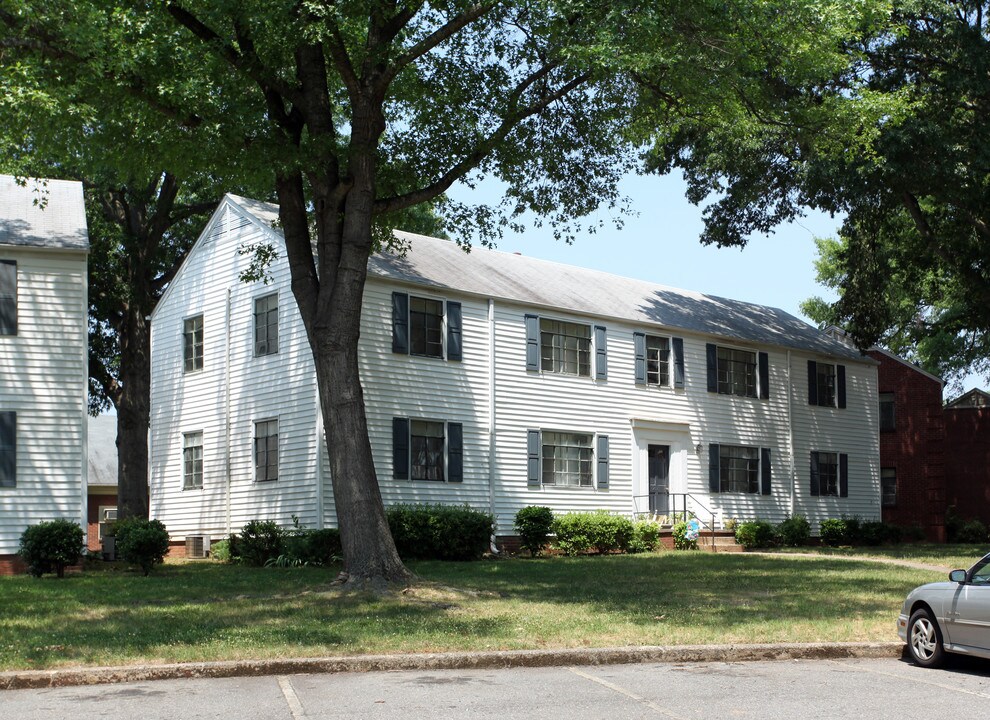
[0,176,89,575]
[148,194,880,550]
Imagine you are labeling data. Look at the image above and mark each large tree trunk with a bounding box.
[115,304,151,520]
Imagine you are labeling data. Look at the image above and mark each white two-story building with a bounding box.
[0,176,89,573]
[149,194,880,547]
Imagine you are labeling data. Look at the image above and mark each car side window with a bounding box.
[970,560,990,585]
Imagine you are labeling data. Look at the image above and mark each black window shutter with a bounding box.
[839,453,849,497]
[527,429,541,486]
[807,360,818,405]
[0,260,16,335]
[758,352,769,400]
[594,325,607,380]
[446,301,463,361]
[391,292,409,354]
[633,332,646,385]
[525,314,539,371]
[392,417,409,479]
[447,422,463,482]
[0,411,14,487]
[597,435,609,489]
[837,364,847,408]
[708,443,720,492]
[810,452,820,496]
[761,447,772,495]
[673,337,685,389]
[706,344,718,392]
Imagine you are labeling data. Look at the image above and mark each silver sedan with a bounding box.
[898,552,990,667]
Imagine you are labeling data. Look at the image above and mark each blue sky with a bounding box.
[450,171,983,397]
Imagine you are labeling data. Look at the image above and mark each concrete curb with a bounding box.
[0,642,905,691]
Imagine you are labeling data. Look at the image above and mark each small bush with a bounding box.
[671,520,700,550]
[859,521,886,546]
[819,518,846,547]
[237,520,286,566]
[287,528,342,566]
[735,520,776,549]
[882,523,903,545]
[18,519,84,578]
[211,539,232,563]
[903,524,926,543]
[387,504,494,561]
[551,511,633,555]
[628,519,662,553]
[842,517,863,545]
[777,516,810,547]
[115,519,170,575]
[514,506,554,556]
[956,519,989,544]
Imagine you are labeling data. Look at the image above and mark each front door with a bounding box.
[648,444,670,515]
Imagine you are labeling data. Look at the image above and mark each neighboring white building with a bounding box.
[0,176,89,572]
[149,194,880,544]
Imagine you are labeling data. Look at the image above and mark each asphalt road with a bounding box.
[4,657,990,719]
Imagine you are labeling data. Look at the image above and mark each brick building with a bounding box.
[869,349,947,541]
[944,389,990,526]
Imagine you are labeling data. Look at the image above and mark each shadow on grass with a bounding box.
[0,553,932,669]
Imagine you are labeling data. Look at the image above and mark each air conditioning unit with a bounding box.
[185,535,211,559]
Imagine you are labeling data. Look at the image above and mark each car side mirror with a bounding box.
[949,569,967,583]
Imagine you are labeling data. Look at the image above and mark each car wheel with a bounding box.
[908,608,946,668]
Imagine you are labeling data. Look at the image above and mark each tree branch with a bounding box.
[374,68,590,214]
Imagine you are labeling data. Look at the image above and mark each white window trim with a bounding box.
[182,313,205,374]
[254,417,280,483]
[538,427,598,489]
[253,291,279,358]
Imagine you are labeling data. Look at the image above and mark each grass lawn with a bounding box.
[0,552,940,672]
[768,544,989,571]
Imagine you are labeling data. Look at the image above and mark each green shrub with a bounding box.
[18,519,84,578]
[514,506,555,556]
[956,519,989,544]
[671,520,700,550]
[842,517,863,545]
[115,519,170,575]
[551,511,633,555]
[734,520,776,549]
[387,504,494,561]
[776,516,810,547]
[903,524,925,543]
[628,519,662,553]
[211,539,232,563]
[882,523,903,545]
[946,505,965,542]
[859,521,886,546]
[236,520,286,566]
[819,518,846,546]
[286,528,342,566]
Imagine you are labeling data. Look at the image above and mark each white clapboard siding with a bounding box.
[0,249,88,555]
[150,194,880,542]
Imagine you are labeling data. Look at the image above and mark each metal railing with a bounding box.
[633,492,719,550]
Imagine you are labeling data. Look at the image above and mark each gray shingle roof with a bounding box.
[0,175,89,250]
[227,194,866,362]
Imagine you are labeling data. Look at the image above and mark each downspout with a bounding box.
[787,349,796,518]
[315,375,325,529]
[225,286,232,537]
[488,298,499,554]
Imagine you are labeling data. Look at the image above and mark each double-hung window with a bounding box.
[183,431,204,490]
[392,417,463,482]
[254,419,278,482]
[706,344,769,399]
[541,431,594,487]
[254,293,278,356]
[0,260,16,335]
[525,429,609,489]
[708,443,771,495]
[183,315,204,373]
[810,450,848,497]
[540,319,591,376]
[881,467,897,507]
[879,393,895,431]
[807,360,846,408]
[391,292,462,361]
[646,336,670,386]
